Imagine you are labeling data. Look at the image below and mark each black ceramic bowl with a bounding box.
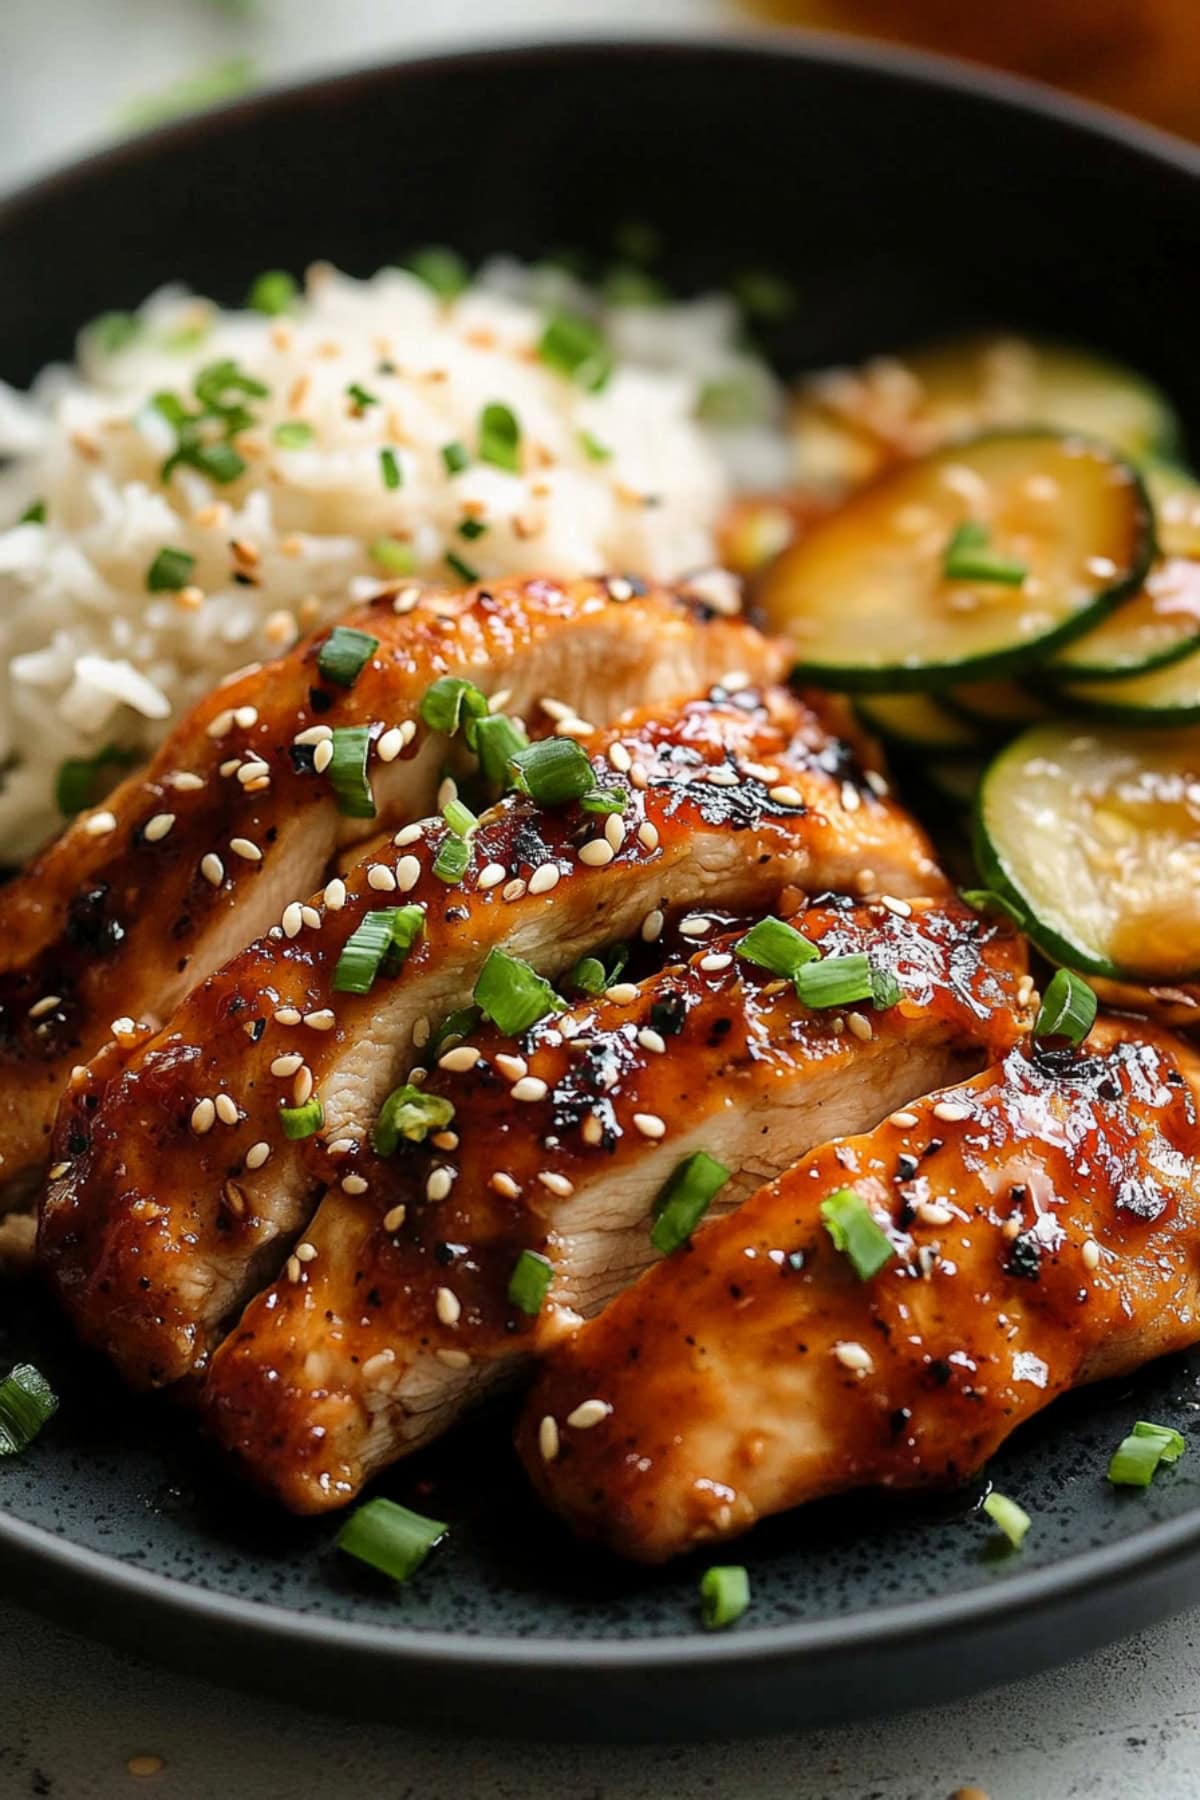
[3,32,1200,1744]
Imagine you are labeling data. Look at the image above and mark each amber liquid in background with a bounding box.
[749,0,1200,137]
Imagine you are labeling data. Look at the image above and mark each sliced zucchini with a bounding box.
[790,335,1182,497]
[855,693,984,753]
[942,681,1050,732]
[975,722,1200,981]
[1055,637,1200,725]
[763,431,1153,691]
[1147,461,1200,558]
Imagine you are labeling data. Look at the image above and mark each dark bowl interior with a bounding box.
[3,34,1200,1742]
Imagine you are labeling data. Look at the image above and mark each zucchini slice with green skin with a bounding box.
[1054,637,1200,725]
[941,680,1050,732]
[855,693,985,753]
[790,335,1182,496]
[975,722,1200,981]
[763,431,1154,692]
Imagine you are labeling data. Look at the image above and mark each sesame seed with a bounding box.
[393,585,421,614]
[879,895,912,917]
[502,878,527,902]
[230,837,262,862]
[48,1161,70,1181]
[190,1097,216,1135]
[294,724,333,747]
[637,1028,667,1055]
[412,1016,431,1049]
[512,1076,547,1103]
[579,839,614,867]
[286,1255,302,1284]
[271,1054,304,1077]
[28,995,61,1020]
[436,1348,472,1370]
[641,908,664,943]
[207,709,234,739]
[143,812,176,843]
[538,1171,574,1197]
[609,742,632,774]
[432,1130,459,1151]
[1017,975,1036,1007]
[538,1415,560,1462]
[399,720,417,746]
[707,765,740,788]
[865,769,889,797]
[637,821,660,852]
[237,759,270,786]
[540,696,571,721]
[234,705,258,729]
[313,738,334,774]
[566,1398,611,1430]
[916,1202,953,1227]
[111,1016,136,1038]
[768,783,805,807]
[835,1341,873,1373]
[295,1241,317,1264]
[842,781,861,813]
[721,669,751,691]
[633,1112,666,1139]
[394,822,424,847]
[604,815,627,854]
[491,1172,520,1199]
[368,863,397,892]
[326,1137,357,1156]
[274,1007,301,1026]
[245,1142,271,1170]
[477,862,506,890]
[436,775,457,810]
[82,810,118,837]
[700,952,732,973]
[377,727,405,762]
[933,1100,971,1123]
[528,862,561,896]
[742,761,780,783]
[219,759,242,779]
[222,1179,246,1217]
[582,1113,603,1146]
[341,1174,368,1195]
[395,855,421,892]
[1082,1239,1101,1271]
[427,1168,455,1202]
[439,1045,480,1073]
[304,1009,335,1031]
[383,1204,408,1231]
[846,1012,873,1042]
[214,1093,239,1126]
[889,1110,919,1128]
[200,852,225,887]
[323,877,347,911]
[679,915,712,939]
[293,1066,314,1106]
[362,1350,395,1383]
[606,983,638,1005]
[495,1052,527,1082]
[282,902,304,938]
[436,1286,461,1326]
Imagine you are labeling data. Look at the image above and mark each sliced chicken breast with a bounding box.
[40,688,942,1392]
[518,1016,1200,1561]
[0,573,775,1191]
[200,897,1030,1511]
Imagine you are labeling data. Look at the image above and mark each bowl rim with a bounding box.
[4,26,1200,1683]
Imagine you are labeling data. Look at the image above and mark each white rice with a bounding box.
[0,259,789,860]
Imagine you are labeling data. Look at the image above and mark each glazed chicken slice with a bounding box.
[0,573,775,1193]
[201,898,1031,1512]
[518,1016,1200,1561]
[41,687,941,1390]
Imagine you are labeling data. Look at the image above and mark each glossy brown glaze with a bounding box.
[0,573,777,1191]
[518,1016,1200,1561]
[40,687,942,1391]
[200,897,1027,1512]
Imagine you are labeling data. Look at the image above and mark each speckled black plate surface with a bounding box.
[3,34,1200,1742]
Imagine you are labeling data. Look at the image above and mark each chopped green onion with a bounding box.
[565,944,630,998]
[373,1085,455,1156]
[318,625,379,689]
[279,1096,323,1140]
[419,677,489,744]
[699,1564,750,1630]
[0,1364,58,1457]
[474,711,529,787]
[961,888,1026,927]
[474,948,560,1036]
[332,906,424,995]
[18,500,47,525]
[429,1006,482,1057]
[328,725,375,819]
[735,915,819,979]
[443,797,478,839]
[87,310,140,355]
[432,832,472,885]
[507,737,595,806]
[1107,1420,1186,1488]
[696,376,765,427]
[820,1187,895,1281]
[247,270,297,316]
[368,537,417,575]
[651,1151,730,1256]
[193,359,270,412]
[273,419,314,449]
[579,787,627,816]
[346,381,378,412]
[188,440,246,484]
[732,269,796,322]
[870,963,903,1011]
[479,402,521,473]
[55,744,138,818]
[602,266,668,308]
[441,440,470,475]
[405,246,470,300]
[507,1249,555,1315]
[458,517,488,541]
[943,521,1028,585]
[145,546,195,593]
[794,952,874,1010]
[578,429,612,463]
[1035,968,1097,1046]
[537,311,613,392]
[445,549,479,584]
[336,1496,447,1584]
[380,447,402,490]
[982,1491,1031,1549]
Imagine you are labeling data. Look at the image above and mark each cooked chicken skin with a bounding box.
[41,687,942,1390]
[518,1016,1200,1561]
[201,898,1031,1512]
[0,573,776,1192]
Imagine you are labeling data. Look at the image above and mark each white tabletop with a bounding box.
[3,4,1200,1794]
